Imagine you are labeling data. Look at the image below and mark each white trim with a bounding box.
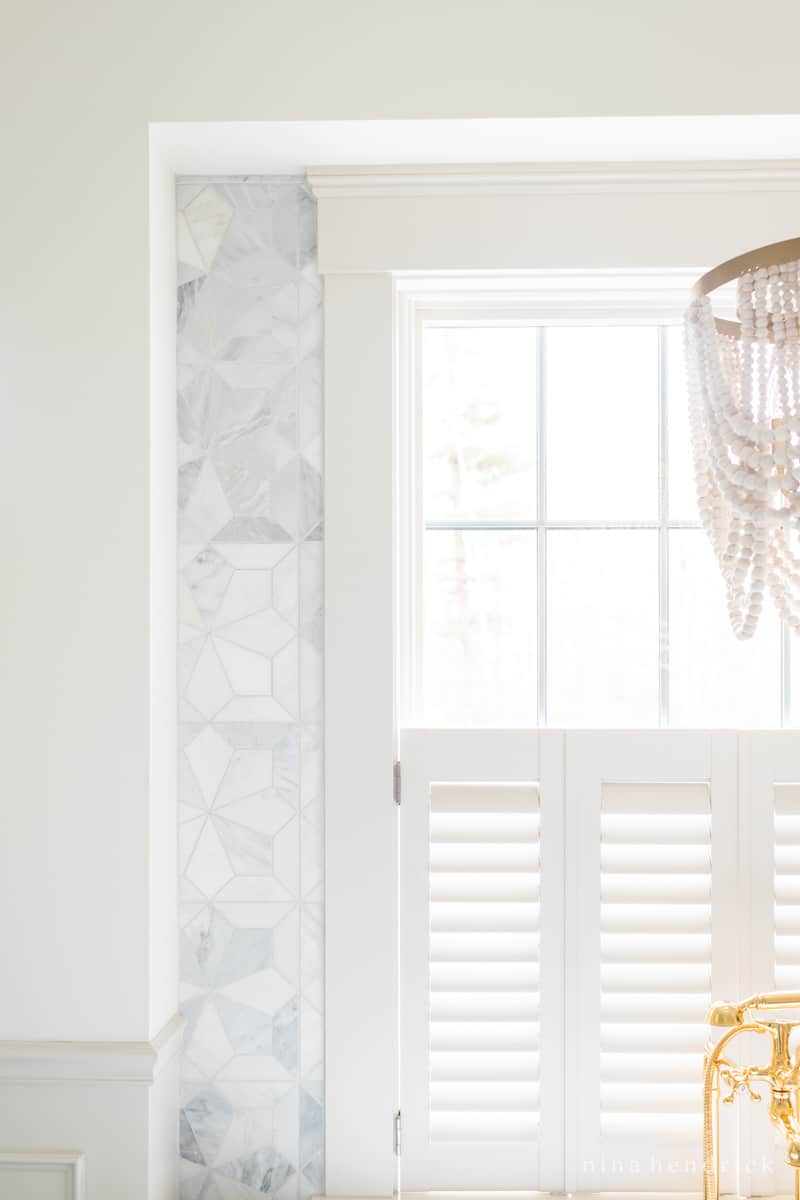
[0,1014,184,1084]
[299,129,800,1194]
[152,117,800,179]
[323,274,398,1198]
[0,1151,85,1199]
[309,159,800,199]
[394,274,743,729]
[311,163,800,275]
[396,271,708,322]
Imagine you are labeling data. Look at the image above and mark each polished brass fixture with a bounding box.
[704,992,800,1200]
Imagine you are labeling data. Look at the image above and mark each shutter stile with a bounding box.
[599,783,712,1138]
[429,781,541,1143]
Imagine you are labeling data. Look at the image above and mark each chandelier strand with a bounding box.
[686,249,800,638]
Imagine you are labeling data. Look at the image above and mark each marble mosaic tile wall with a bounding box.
[176,177,323,1200]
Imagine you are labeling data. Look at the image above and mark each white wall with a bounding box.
[1,1,800,1190]
[2,0,800,1046]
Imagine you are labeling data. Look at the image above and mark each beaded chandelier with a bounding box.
[685,238,800,638]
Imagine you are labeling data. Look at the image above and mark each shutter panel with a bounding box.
[570,732,737,1194]
[599,783,711,1140]
[429,781,540,1143]
[399,729,563,1191]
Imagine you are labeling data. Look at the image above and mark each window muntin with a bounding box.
[417,319,787,728]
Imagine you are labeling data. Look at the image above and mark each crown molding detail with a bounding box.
[308,160,800,200]
[0,1013,184,1084]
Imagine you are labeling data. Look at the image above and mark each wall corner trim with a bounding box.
[0,1012,185,1084]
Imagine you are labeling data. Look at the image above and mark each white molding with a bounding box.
[0,1151,85,1199]
[308,159,800,199]
[394,270,716,324]
[0,1013,184,1085]
[323,274,398,1197]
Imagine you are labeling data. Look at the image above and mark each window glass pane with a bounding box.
[546,326,658,521]
[423,530,536,725]
[667,326,698,521]
[547,530,658,725]
[669,530,780,727]
[423,326,537,522]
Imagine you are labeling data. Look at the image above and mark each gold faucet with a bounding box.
[704,992,800,1200]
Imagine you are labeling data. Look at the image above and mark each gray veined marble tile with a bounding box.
[177,179,210,211]
[183,906,277,991]
[185,726,235,806]
[297,351,322,455]
[181,459,235,544]
[179,753,206,812]
[299,1087,323,1187]
[178,176,323,1188]
[216,608,295,660]
[298,460,322,540]
[298,543,322,628]
[214,639,272,697]
[214,748,273,804]
[179,459,204,512]
[217,1149,295,1197]
[300,814,323,902]
[213,570,272,626]
[271,549,298,627]
[272,640,299,720]
[214,791,295,839]
[299,1004,323,1081]
[299,637,322,724]
[182,186,235,274]
[180,1110,206,1166]
[180,370,276,460]
[186,643,234,722]
[272,996,299,1071]
[213,995,274,1056]
[184,819,235,898]
[299,905,323,1014]
[182,1085,236,1167]
[183,549,235,625]
[213,429,296,523]
[296,188,318,268]
[214,816,273,875]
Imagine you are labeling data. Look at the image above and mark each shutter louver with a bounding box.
[775,784,800,990]
[429,781,540,1143]
[600,783,712,1139]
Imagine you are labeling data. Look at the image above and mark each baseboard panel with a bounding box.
[0,1151,84,1200]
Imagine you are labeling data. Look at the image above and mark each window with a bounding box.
[396,283,800,1195]
[407,311,787,728]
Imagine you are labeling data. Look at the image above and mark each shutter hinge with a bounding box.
[393,1109,402,1156]
[393,760,401,806]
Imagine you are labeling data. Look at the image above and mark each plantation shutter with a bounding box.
[429,780,541,1143]
[570,732,738,1192]
[399,729,564,1190]
[598,782,712,1142]
[398,730,800,1193]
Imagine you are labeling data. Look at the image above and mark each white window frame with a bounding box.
[395,278,798,729]
[315,162,800,1197]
